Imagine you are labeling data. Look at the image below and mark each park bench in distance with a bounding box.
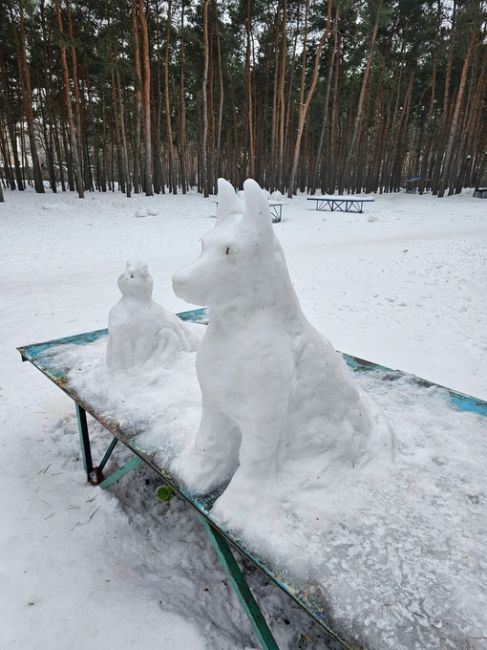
[268,201,284,222]
[307,195,375,213]
[214,198,285,222]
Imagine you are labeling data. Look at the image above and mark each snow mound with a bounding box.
[271,190,284,201]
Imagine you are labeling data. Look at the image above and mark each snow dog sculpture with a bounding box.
[107,261,195,371]
[172,179,390,498]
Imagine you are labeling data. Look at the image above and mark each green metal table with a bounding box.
[18,308,487,650]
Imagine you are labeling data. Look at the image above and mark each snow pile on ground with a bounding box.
[1,186,486,648]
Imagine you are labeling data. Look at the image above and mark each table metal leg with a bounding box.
[98,437,119,473]
[75,403,131,486]
[200,516,280,650]
[75,403,94,481]
[99,456,142,489]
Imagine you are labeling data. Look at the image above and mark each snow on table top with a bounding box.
[31,330,487,650]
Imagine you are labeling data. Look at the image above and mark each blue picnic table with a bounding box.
[307,195,375,213]
[17,309,487,650]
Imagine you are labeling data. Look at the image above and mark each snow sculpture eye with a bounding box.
[225,247,230,255]
[130,274,134,278]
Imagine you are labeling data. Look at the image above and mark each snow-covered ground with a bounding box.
[1,187,486,649]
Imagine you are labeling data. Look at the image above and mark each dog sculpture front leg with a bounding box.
[173,405,241,493]
[211,407,289,519]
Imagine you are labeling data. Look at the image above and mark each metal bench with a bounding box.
[268,201,284,222]
[307,195,375,213]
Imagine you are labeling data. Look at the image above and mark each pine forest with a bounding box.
[0,0,486,203]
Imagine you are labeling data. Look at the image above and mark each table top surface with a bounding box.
[18,308,487,650]
[307,195,375,202]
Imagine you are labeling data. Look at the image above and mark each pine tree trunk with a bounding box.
[310,9,339,194]
[38,88,57,192]
[431,1,457,194]
[14,1,45,193]
[284,22,298,189]
[201,0,209,197]
[215,10,225,181]
[138,0,153,196]
[0,47,24,190]
[277,0,287,191]
[66,0,86,189]
[164,0,176,194]
[438,31,475,197]
[40,0,59,192]
[131,0,143,193]
[245,0,255,178]
[270,10,280,190]
[113,67,131,197]
[343,10,380,191]
[153,46,163,194]
[178,0,187,193]
[463,52,487,188]
[327,33,340,192]
[0,120,14,190]
[287,0,332,197]
[55,0,84,198]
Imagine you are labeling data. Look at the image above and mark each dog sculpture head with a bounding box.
[118,260,153,299]
[173,179,280,308]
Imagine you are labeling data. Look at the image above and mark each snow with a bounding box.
[106,260,196,371]
[171,178,390,505]
[1,186,487,649]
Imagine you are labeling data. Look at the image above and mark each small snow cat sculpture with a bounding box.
[107,261,195,371]
[172,179,392,500]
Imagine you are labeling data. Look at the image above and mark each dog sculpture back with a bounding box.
[172,179,389,503]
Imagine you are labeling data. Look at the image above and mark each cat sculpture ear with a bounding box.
[243,178,273,237]
[126,260,135,270]
[216,178,244,223]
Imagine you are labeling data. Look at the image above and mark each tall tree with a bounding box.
[55,0,84,198]
[131,0,143,193]
[138,0,153,195]
[288,0,333,197]
[12,1,44,193]
[201,0,210,197]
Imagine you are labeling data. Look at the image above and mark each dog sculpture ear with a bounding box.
[243,178,273,237]
[216,178,244,223]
